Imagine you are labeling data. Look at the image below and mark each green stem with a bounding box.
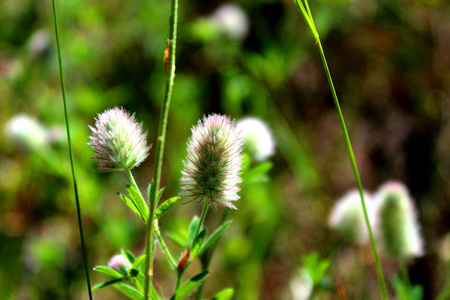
[194,202,209,240]
[51,1,92,299]
[316,41,388,300]
[143,0,178,296]
[176,270,183,291]
[154,220,177,269]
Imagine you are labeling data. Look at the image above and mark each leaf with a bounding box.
[117,191,145,222]
[157,187,166,203]
[92,278,124,291]
[170,272,209,300]
[131,254,146,270]
[114,283,144,300]
[155,197,180,219]
[188,216,200,246]
[198,221,232,256]
[244,162,273,184]
[211,288,234,300]
[191,229,207,259]
[132,272,160,299]
[126,182,149,222]
[122,249,135,264]
[94,266,124,279]
[166,230,189,248]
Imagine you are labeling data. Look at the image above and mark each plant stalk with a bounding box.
[51,1,93,299]
[143,0,178,296]
[194,202,209,240]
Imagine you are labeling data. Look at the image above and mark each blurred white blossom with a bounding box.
[5,114,49,150]
[211,3,249,40]
[236,117,275,162]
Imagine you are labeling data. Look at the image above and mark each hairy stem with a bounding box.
[154,220,177,269]
[51,1,92,299]
[194,202,209,241]
[143,0,179,296]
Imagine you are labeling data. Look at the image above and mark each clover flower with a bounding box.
[180,114,243,209]
[236,117,275,162]
[88,107,150,172]
[328,189,375,245]
[108,254,131,276]
[375,181,424,259]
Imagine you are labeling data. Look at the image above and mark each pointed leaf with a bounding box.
[94,266,124,279]
[170,272,209,300]
[198,221,232,256]
[155,197,180,219]
[122,249,135,264]
[126,182,149,222]
[114,283,143,300]
[166,230,189,248]
[211,288,234,300]
[157,187,166,203]
[191,229,207,259]
[189,216,200,246]
[131,254,146,270]
[117,191,145,221]
[92,278,124,291]
[244,162,273,184]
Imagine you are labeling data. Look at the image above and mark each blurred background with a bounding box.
[1,0,449,298]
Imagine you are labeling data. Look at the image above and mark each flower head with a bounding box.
[236,117,275,162]
[328,189,375,245]
[88,107,150,172]
[180,114,243,209]
[375,181,424,259]
[108,254,131,276]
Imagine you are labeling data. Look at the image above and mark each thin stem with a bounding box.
[176,271,183,291]
[154,220,177,269]
[316,41,388,300]
[194,202,209,240]
[51,1,92,299]
[143,0,178,296]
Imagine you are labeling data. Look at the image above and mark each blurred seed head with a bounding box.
[88,107,150,172]
[5,114,49,150]
[211,3,249,41]
[375,181,424,259]
[328,189,375,245]
[236,117,275,162]
[180,114,243,209]
[108,254,131,276]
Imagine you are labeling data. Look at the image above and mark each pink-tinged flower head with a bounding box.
[180,114,243,209]
[108,254,131,276]
[88,107,150,172]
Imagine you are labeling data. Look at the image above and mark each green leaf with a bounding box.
[211,288,234,300]
[244,162,273,184]
[122,249,135,264]
[198,221,232,256]
[155,197,180,219]
[94,266,124,279]
[166,230,189,248]
[131,254,146,270]
[170,272,209,300]
[114,283,143,300]
[191,229,207,259]
[92,278,124,291]
[157,187,166,202]
[126,182,149,222]
[117,191,145,222]
[302,252,330,285]
[188,216,200,246]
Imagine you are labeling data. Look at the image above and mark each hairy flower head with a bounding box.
[328,189,375,245]
[88,107,150,172]
[236,117,275,162]
[180,114,243,209]
[108,254,131,276]
[375,181,424,259]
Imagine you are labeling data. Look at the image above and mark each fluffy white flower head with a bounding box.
[375,181,424,259]
[5,114,48,150]
[328,189,375,245]
[211,3,249,40]
[236,117,275,162]
[88,107,150,172]
[180,114,243,209]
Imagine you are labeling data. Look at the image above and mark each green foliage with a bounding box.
[301,252,330,286]
[191,229,207,259]
[170,272,209,300]
[211,288,234,300]
[155,197,181,219]
[198,221,232,257]
[392,275,423,300]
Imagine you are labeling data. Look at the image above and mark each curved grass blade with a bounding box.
[170,272,209,300]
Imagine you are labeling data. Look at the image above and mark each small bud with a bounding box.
[180,114,243,209]
[236,117,275,162]
[328,189,375,245]
[88,107,150,172]
[177,247,190,272]
[375,181,424,259]
[108,254,132,276]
